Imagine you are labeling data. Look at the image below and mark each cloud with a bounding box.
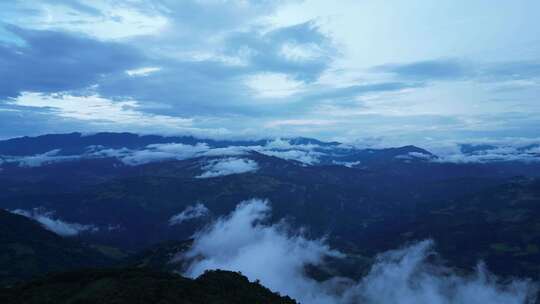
[431,138,540,163]
[254,138,325,165]
[395,151,436,161]
[223,21,334,83]
[181,199,538,304]
[145,0,285,37]
[96,21,336,118]
[375,59,540,83]
[8,92,194,130]
[0,1,167,40]
[0,143,212,167]
[301,82,424,105]
[258,149,322,165]
[2,135,538,168]
[79,138,322,166]
[9,208,98,237]
[332,160,361,168]
[0,138,321,168]
[264,138,314,150]
[126,67,162,77]
[183,199,343,304]
[196,158,259,178]
[200,146,252,157]
[117,143,210,166]
[343,240,537,304]
[5,149,80,167]
[169,203,210,226]
[374,59,468,81]
[0,25,142,99]
[245,73,304,98]
[1,1,540,143]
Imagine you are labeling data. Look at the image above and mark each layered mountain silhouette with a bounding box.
[1,133,540,302]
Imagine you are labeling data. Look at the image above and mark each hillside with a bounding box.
[0,268,297,304]
[0,209,117,286]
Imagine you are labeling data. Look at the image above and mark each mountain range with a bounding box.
[1,132,540,303]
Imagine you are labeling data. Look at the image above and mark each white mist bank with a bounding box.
[179,199,538,304]
[9,208,98,236]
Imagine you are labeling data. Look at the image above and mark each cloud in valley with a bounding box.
[196,158,259,178]
[169,203,210,226]
[180,199,538,304]
[2,149,80,167]
[9,208,98,237]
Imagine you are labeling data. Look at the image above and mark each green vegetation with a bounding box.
[0,210,116,286]
[0,268,297,304]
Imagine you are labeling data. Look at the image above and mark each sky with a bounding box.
[0,0,539,146]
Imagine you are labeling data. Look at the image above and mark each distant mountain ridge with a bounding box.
[0,131,423,155]
[0,132,435,170]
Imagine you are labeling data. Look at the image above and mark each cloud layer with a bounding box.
[169,203,210,226]
[1,136,539,169]
[196,158,259,178]
[9,208,98,237]
[181,199,538,304]
[1,1,539,143]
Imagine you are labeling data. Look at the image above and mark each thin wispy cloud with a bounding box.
[9,208,98,237]
[169,203,210,226]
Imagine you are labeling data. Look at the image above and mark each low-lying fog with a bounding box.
[180,199,538,304]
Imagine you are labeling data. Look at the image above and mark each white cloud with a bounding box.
[2,136,539,169]
[264,138,319,151]
[245,73,304,99]
[2,1,540,143]
[148,142,210,155]
[9,92,193,130]
[200,145,252,157]
[9,208,98,237]
[181,199,538,304]
[108,140,320,166]
[8,149,80,167]
[258,149,322,165]
[196,158,259,178]
[119,150,177,166]
[266,119,337,128]
[395,151,435,161]
[183,199,343,303]
[343,240,537,304]
[119,143,210,166]
[0,140,328,168]
[332,160,361,168]
[126,67,162,77]
[250,138,324,165]
[280,42,325,62]
[3,1,169,40]
[430,138,540,163]
[169,203,210,226]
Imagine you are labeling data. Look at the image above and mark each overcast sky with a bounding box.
[1,0,539,145]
